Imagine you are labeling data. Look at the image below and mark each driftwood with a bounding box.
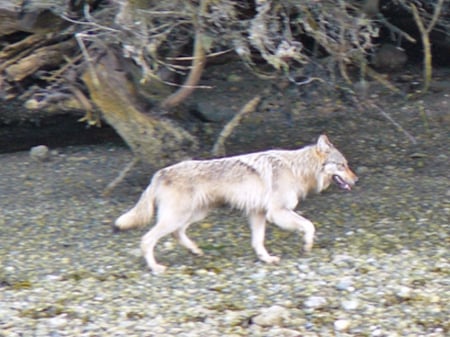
[5,40,77,81]
[81,50,200,193]
[82,51,198,167]
[0,1,22,35]
[0,0,201,172]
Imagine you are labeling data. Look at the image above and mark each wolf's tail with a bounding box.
[115,182,156,230]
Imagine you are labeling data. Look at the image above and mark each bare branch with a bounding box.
[160,27,206,109]
[369,102,417,144]
[411,0,444,92]
[212,96,261,157]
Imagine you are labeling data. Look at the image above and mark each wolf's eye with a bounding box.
[326,161,345,168]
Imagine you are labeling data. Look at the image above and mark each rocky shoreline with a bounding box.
[0,139,448,336]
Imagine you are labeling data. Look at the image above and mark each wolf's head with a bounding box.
[316,135,358,191]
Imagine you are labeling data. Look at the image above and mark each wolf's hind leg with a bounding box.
[141,218,182,274]
[267,208,316,253]
[173,226,204,256]
[249,212,280,264]
[173,209,208,255]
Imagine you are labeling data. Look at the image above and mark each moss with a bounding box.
[20,304,68,319]
[207,299,245,312]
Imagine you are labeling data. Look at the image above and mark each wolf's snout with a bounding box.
[351,169,359,183]
[333,169,358,191]
[333,175,352,190]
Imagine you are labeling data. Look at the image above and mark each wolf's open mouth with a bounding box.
[333,175,351,190]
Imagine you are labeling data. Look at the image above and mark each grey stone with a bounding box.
[30,145,49,161]
[303,296,327,309]
[252,305,290,327]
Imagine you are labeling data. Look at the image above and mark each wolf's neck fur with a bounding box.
[287,145,324,195]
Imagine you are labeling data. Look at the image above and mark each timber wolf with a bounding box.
[115,135,358,274]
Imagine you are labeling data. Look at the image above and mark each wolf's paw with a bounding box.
[260,255,281,264]
[186,243,204,256]
[303,242,313,253]
[151,264,168,275]
[267,255,281,264]
[191,247,204,256]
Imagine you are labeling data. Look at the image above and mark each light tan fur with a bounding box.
[115,135,358,274]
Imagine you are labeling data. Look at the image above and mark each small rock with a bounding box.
[128,248,141,257]
[303,296,327,309]
[30,145,50,161]
[334,319,351,331]
[265,327,303,337]
[222,309,254,327]
[297,263,310,273]
[250,268,267,280]
[332,254,356,267]
[252,305,290,327]
[227,74,243,82]
[371,328,384,336]
[304,321,314,330]
[341,299,359,311]
[356,165,369,174]
[194,268,209,276]
[336,277,354,291]
[396,286,412,299]
[372,44,407,72]
[195,101,233,122]
[47,314,68,329]
[409,152,427,159]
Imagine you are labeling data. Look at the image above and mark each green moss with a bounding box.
[11,280,33,290]
[20,304,67,319]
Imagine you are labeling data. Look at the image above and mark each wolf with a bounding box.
[115,135,358,274]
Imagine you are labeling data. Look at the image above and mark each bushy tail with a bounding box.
[115,183,156,230]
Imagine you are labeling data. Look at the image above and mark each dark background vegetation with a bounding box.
[0,0,449,158]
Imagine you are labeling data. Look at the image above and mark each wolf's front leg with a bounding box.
[267,208,316,253]
[248,212,280,264]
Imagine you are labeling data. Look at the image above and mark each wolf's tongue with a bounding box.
[333,175,351,191]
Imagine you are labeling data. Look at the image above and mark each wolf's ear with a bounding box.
[317,134,333,153]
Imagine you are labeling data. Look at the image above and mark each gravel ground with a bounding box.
[1,67,449,336]
[1,138,448,337]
